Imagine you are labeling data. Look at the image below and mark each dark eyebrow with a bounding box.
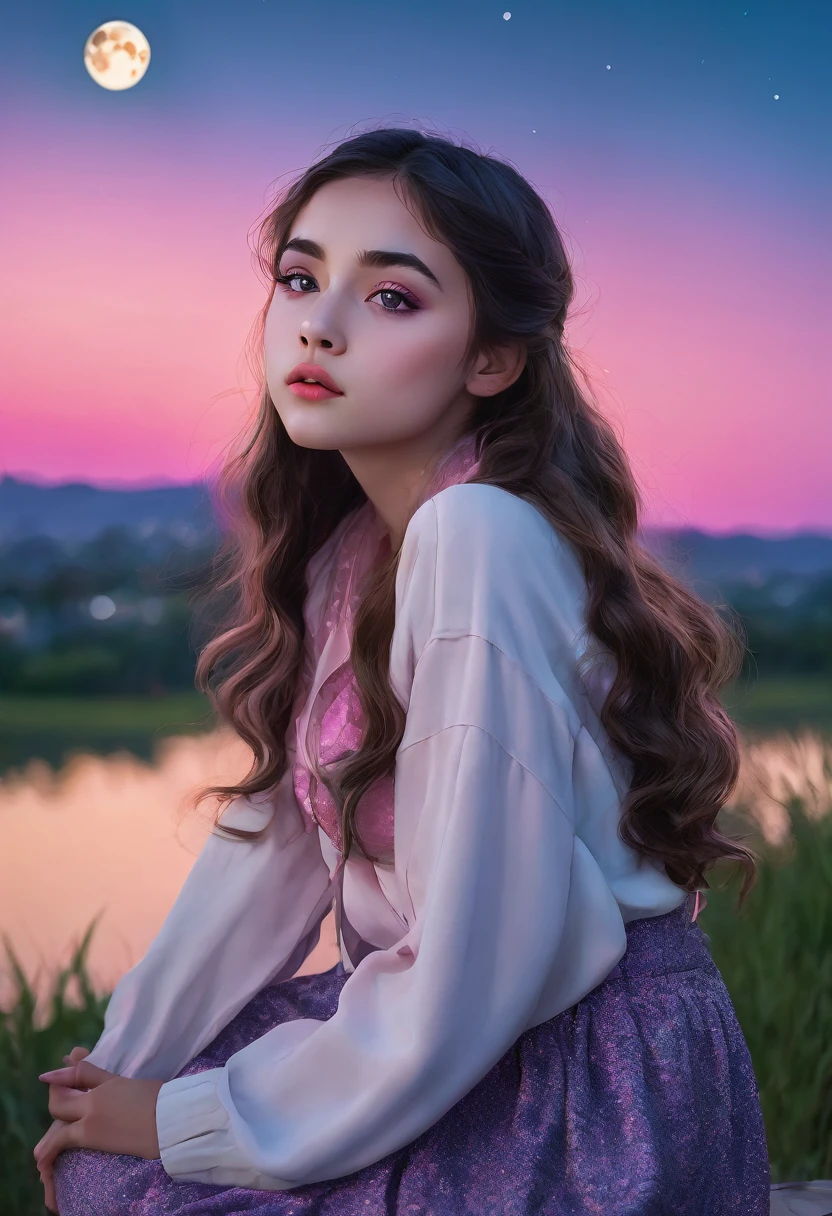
[280,237,443,291]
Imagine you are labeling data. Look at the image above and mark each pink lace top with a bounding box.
[291,432,483,865]
[291,661,396,859]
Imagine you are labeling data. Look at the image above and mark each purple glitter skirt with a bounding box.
[53,894,770,1215]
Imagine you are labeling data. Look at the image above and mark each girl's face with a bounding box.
[265,176,488,458]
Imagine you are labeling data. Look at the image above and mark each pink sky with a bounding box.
[2,132,829,533]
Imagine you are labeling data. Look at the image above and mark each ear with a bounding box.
[465,339,527,400]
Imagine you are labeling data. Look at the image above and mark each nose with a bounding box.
[299,314,344,354]
[301,333,332,348]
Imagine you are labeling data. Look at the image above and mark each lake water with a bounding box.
[0,729,340,1008]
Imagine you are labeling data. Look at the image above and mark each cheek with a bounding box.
[264,300,286,350]
[374,320,468,392]
[264,310,289,397]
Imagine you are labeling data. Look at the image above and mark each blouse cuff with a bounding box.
[156,1069,272,1188]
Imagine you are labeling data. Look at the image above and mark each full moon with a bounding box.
[83,20,151,91]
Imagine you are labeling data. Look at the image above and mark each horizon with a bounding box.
[3,472,832,542]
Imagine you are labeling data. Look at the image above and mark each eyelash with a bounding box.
[275,271,422,314]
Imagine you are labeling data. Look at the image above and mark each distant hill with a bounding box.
[642,528,832,585]
[2,474,832,584]
[0,475,217,543]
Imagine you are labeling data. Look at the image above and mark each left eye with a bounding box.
[275,272,420,313]
[370,287,420,313]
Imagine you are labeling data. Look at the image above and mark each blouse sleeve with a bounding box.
[85,746,335,1082]
[154,493,579,1191]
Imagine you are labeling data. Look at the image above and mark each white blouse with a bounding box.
[85,483,688,1190]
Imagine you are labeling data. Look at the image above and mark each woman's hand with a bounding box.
[34,1046,90,1214]
[34,1045,163,1214]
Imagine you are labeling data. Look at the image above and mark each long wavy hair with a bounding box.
[192,124,759,909]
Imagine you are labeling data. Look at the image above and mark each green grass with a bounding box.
[0,674,828,738]
[0,692,218,777]
[1,800,831,1211]
[0,673,829,787]
[701,798,832,1182]
[0,692,214,733]
[722,674,832,733]
[0,922,110,1216]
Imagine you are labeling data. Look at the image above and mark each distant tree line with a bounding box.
[721,576,832,677]
[0,527,225,696]
[0,527,830,697]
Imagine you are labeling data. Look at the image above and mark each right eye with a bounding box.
[276,272,315,292]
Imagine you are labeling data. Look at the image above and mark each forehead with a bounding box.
[294,176,415,228]
[289,177,457,273]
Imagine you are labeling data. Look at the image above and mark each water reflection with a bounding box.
[0,730,339,1007]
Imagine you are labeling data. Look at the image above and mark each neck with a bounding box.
[340,430,476,549]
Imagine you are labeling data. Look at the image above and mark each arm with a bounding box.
[85,758,334,1083]
[154,632,578,1189]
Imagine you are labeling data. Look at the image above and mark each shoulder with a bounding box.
[401,482,552,568]
[390,482,590,745]
[401,482,584,609]
[396,482,589,671]
[429,482,558,564]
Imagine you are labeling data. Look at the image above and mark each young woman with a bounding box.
[36,126,771,1214]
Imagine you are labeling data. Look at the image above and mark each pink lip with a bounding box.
[288,382,343,401]
[286,362,343,394]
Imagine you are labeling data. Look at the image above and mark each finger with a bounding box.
[75,1059,114,1088]
[39,1065,80,1085]
[62,1045,90,1066]
[39,1059,113,1088]
[39,1161,58,1214]
[35,1118,76,1169]
[48,1084,87,1122]
[34,1118,65,1159]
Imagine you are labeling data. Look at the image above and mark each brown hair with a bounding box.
[192,124,758,909]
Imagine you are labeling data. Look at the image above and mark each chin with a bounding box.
[281,421,343,452]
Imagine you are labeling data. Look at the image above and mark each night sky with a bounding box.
[1,0,829,531]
